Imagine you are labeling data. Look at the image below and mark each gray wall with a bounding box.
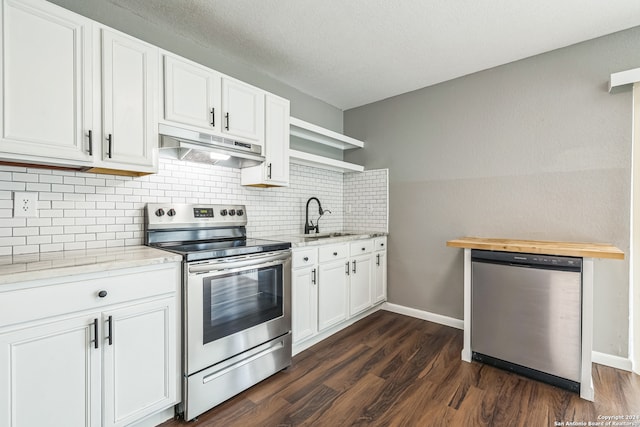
[344,27,640,357]
[46,0,343,133]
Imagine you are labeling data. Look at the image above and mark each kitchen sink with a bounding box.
[299,232,359,241]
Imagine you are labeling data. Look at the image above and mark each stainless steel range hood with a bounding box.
[158,124,264,168]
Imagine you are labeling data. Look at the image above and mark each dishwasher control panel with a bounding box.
[471,249,582,269]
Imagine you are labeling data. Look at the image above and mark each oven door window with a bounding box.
[202,264,283,344]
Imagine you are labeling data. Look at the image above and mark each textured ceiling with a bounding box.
[109,0,640,110]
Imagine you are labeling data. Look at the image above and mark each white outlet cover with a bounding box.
[13,192,38,218]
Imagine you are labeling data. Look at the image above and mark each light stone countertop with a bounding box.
[268,231,388,248]
[0,246,182,286]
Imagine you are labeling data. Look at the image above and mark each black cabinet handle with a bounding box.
[92,318,99,349]
[87,130,93,156]
[345,262,350,276]
[303,256,309,262]
[352,260,357,274]
[106,134,113,158]
[361,247,365,251]
[311,268,316,285]
[106,315,113,346]
[210,108,215,127]
[225,112,230,130]
[98,290,107,298]
[376,254,380,266]
[333,252,338,256]
[267,163,272,179]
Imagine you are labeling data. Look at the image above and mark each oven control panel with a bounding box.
[146,203,247,228]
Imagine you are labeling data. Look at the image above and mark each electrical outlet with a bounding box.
[13,192,38,218]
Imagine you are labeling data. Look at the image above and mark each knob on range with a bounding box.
[155,208,165,217]
[228,209,236,216]
[237,209,244,216]
[167,209,176,217]
[220,209,227,216]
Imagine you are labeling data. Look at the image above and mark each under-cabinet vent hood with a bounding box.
[158,124,264,168]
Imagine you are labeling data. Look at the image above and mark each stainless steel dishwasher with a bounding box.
[471,249,582,392]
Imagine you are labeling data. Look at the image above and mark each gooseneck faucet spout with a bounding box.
[305,197,330,234]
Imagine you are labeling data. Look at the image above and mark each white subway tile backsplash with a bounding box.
[0,160,387,255]
[344,169,388,233]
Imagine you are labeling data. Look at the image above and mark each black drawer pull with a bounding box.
[92,318,99,349]
[106,315,113,346]
[98,290,107,298]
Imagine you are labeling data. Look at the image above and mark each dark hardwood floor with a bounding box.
[160,311,640,426]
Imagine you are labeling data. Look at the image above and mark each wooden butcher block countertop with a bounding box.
[446,237,624,260]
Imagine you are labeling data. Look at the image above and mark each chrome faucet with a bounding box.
[305,197,331,234]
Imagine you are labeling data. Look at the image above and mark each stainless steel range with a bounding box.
[144,203,292,421]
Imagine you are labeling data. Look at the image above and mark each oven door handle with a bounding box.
[188,251,290,274]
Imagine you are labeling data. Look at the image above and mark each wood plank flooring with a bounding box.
[160,311,640,426]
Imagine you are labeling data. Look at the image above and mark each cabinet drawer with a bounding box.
[374,237,387,251]
[1,264,179,328]
[318,243,349,263]
[293,248,317,269]
[350,240,374,256]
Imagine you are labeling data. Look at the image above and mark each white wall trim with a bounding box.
[385,302,633,372]
[592,351,633,372]
[383,303,464,330]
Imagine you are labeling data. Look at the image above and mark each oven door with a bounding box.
[185,250,291,375]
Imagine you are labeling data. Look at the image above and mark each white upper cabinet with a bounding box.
[221,78,265,145]
[241,94,289,187]
[0,0,93,164]
[163,55,221,132]
[97,28,158,172]
[0,0,158,174]
[162,55,267,149]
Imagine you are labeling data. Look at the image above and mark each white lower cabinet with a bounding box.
[0,313,102,427]
[102,297,176,427]
[317,258,349,331]
[292,237,387,350]
[348,240,373,316]
[292,264,317,343]
[373,237,388,304]
[0,263,180,427]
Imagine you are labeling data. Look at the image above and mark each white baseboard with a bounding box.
[592,351,633,372]
[384,303,634,372]
[383,303,464,330]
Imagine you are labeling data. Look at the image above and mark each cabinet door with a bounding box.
[349,254,373,316]
[102,297,177,427]
[373,250,387,304]
[318,260,348,331]
[240,94,289,187]
[0,0,92,163]
[263,94,289,184]
[221,78,264,145]
[0,314,101,427]
[292,266,317,343]
[163,55,221,131]
[100,29,158,170]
